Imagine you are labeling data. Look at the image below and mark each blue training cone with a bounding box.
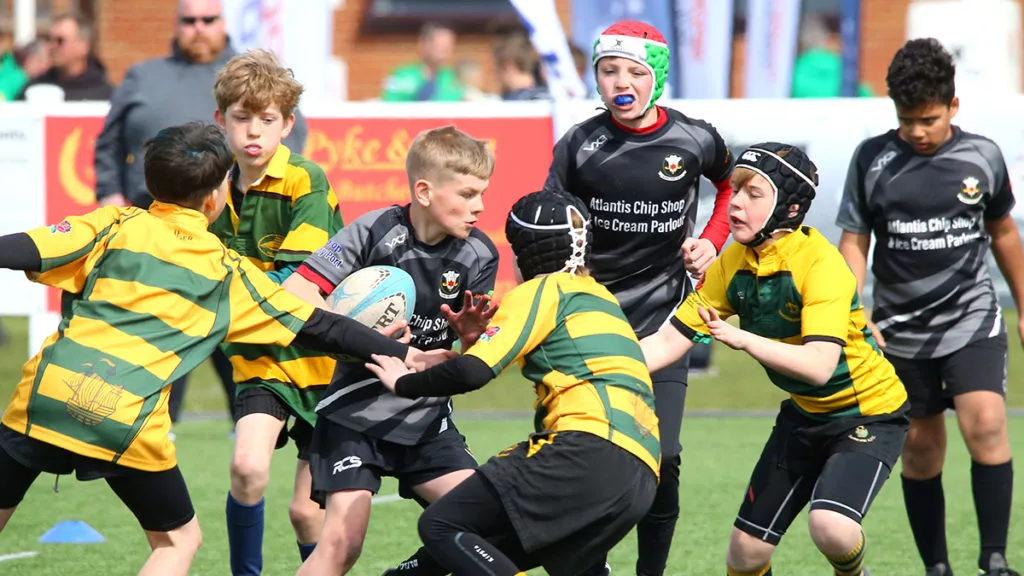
[38,520,105,544]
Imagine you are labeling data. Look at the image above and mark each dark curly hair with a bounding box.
[886,38,956,109]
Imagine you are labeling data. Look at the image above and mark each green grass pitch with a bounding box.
[0,315,1022,574]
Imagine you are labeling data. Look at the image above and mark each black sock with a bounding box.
[636,454,681,576]
[387,547,448,575]
[902,474,949,567]
[972,459,1013,571]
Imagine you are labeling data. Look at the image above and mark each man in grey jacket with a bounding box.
[94,0,307,210]
[93,0,308,426]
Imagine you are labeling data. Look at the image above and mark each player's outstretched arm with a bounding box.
[366,353,494,397]
[293,309,453,371]
[739,335,842,387]
[0,233,42,271]
[282,272,330,310]
[640,325,695,374]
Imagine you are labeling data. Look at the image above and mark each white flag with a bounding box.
[675,0,734,99]
[508,0,588,101]
[743,0,802,98]
[222,0,337,103]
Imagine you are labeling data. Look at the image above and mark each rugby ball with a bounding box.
[326,265,417,348]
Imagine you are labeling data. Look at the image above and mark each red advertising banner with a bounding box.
[44,114,555,312]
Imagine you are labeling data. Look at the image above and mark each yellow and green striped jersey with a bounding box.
[672,226,907,420]
[2,203,315,471]
[208,145,342,423]
[467,273,661,476]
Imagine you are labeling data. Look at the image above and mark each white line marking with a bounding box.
[0,551,39,563]
[371,494,403,505]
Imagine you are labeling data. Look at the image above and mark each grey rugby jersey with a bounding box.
[544,107,734,338]
[836,127,1015,359]
[295,205,499,445]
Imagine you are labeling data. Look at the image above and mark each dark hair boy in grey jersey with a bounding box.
[836,38,1023,576]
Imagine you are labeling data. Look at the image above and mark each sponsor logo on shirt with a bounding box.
[386,232,407,249]
[583,134,608,152]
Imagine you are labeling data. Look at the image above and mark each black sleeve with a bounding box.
[293,308,409,361]
[543,131,576,194]
[393,355,494,398]
[0,233,42,271]
[700,120,734,183]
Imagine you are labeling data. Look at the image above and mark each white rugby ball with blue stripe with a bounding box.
[326,265,417,342]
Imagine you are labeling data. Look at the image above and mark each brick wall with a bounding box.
[6,0,1020,99]
[87,0,571,97]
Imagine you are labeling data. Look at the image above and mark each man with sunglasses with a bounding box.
[95,0,308,212]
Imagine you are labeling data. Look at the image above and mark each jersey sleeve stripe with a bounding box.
[803,335,846,346]
[669,316,711,343]
[36,222,116,272]
[296,264,336,295]
[237,266,308,333]
[491,277,549,371]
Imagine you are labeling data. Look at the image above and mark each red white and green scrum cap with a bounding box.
[592,21,670,112]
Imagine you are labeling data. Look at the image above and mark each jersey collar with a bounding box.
[264,143,291,180]
[148,200,210,230]
[744,226,813,270]
[608,105,668,135]
[894,125,962,156]
[229,143,292,189]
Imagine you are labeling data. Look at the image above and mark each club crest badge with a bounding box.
[958,176,983,205]
[659,154,687,182]
[848,425,876,443]
[439,269,461,300]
